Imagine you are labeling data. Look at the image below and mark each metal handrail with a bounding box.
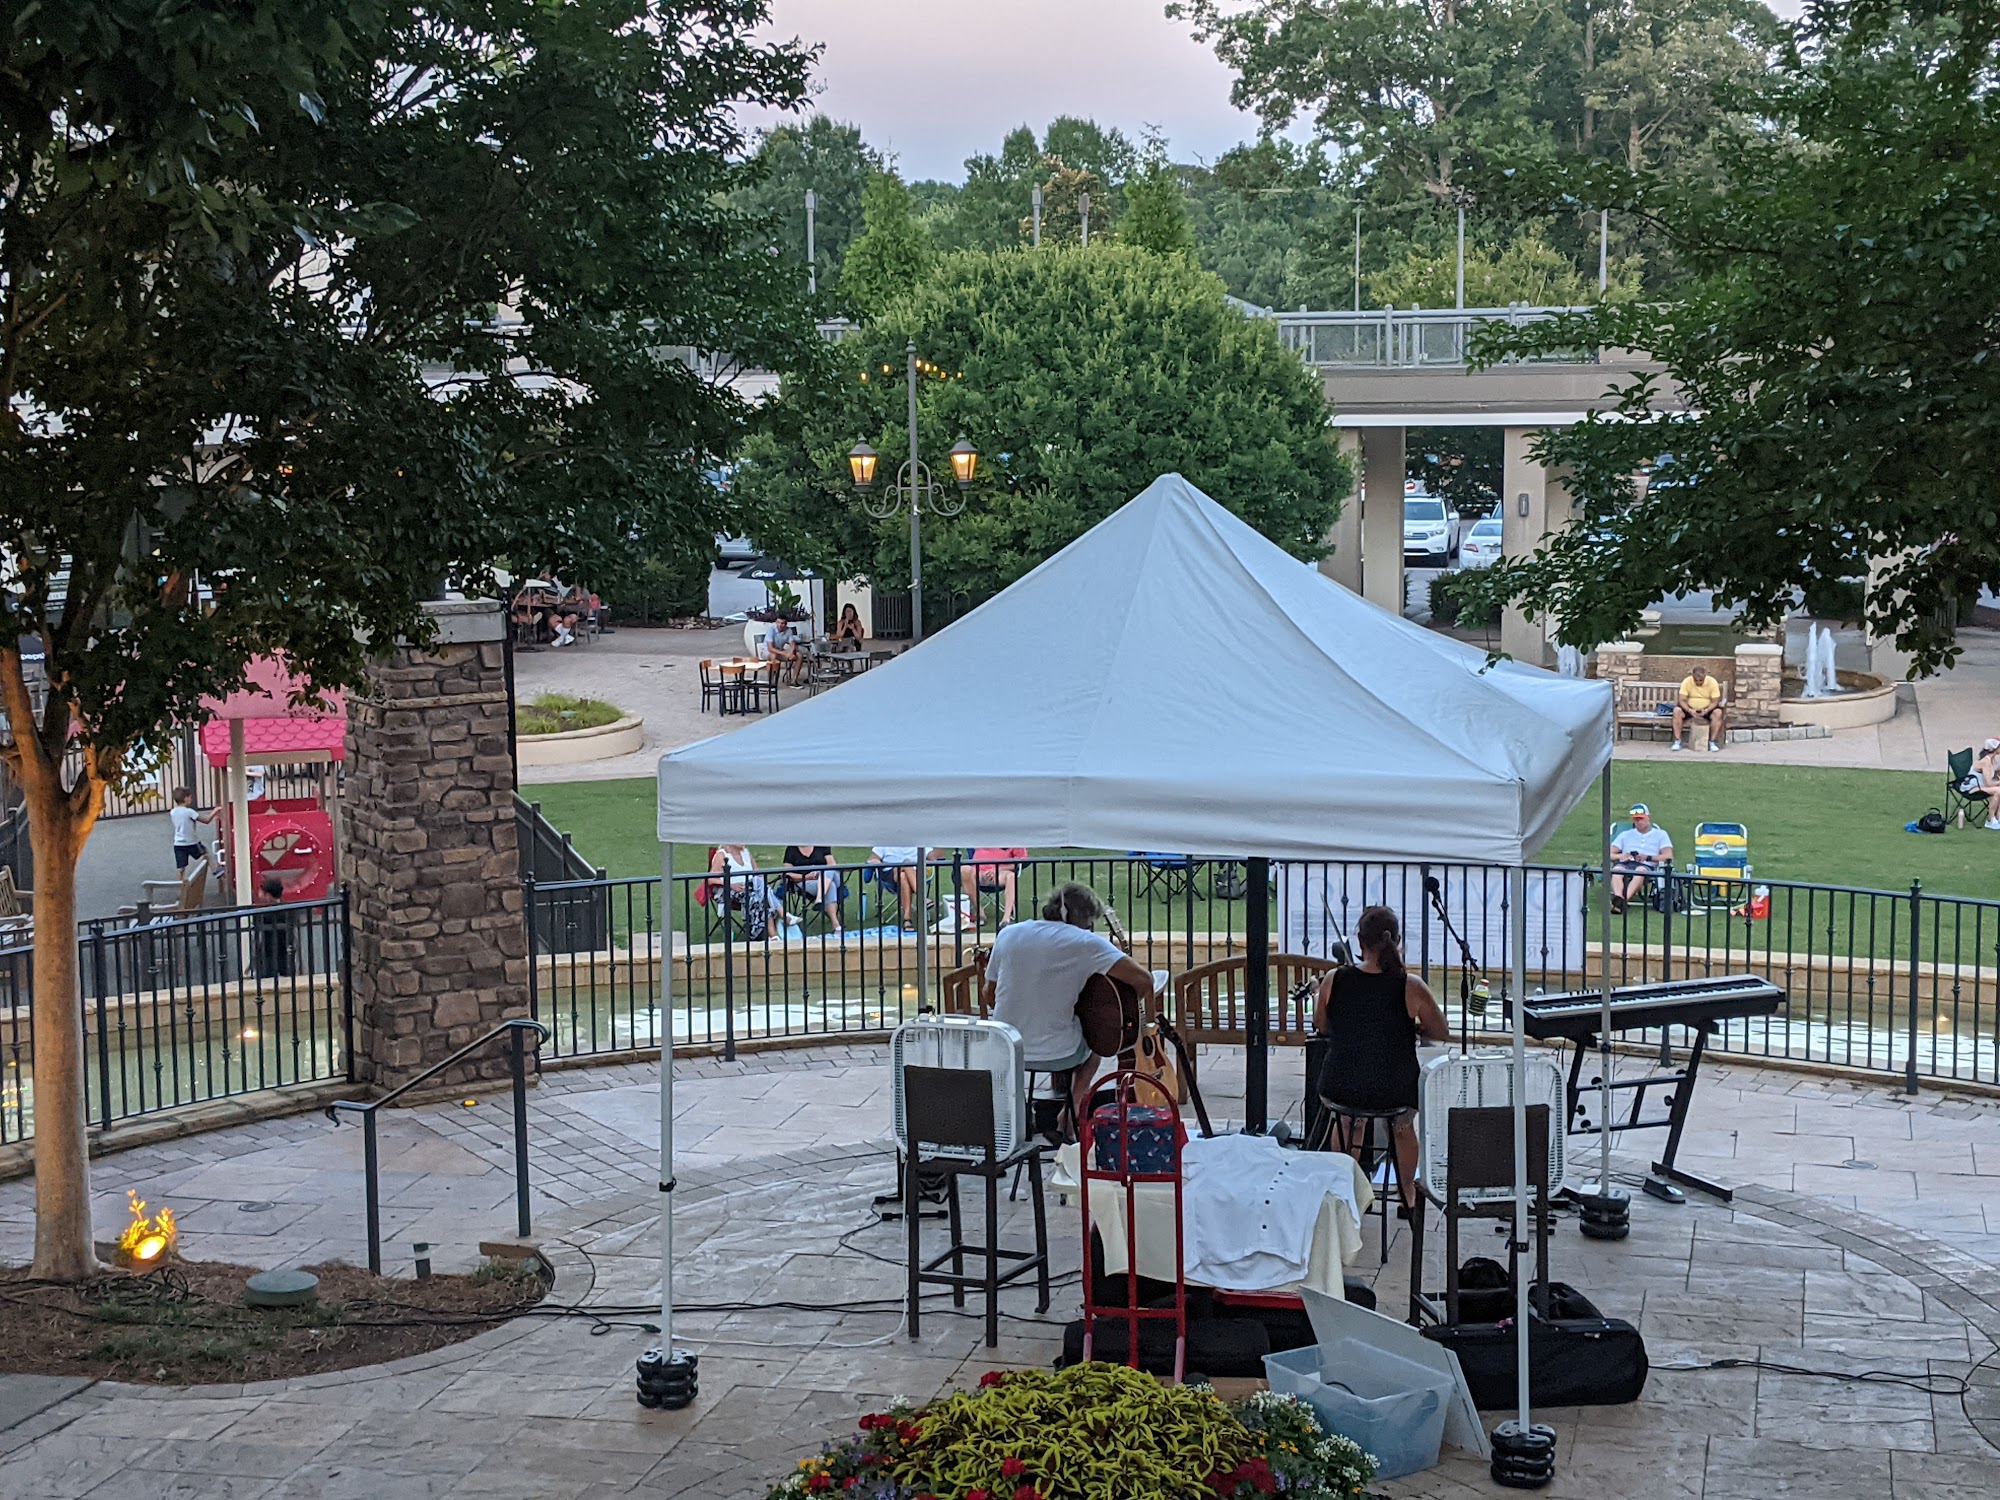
[327,1017,551,1274]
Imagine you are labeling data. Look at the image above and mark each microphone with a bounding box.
[1423,874,1443,900]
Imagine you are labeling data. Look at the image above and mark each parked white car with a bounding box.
[1458,516,1504,568]
[1402,494,1460,563]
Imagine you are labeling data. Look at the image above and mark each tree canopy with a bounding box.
[734,246,1350,610]
[731,115,882,297]
[1,0,817,1277]
[1472,0,2000,673]
[841,171,935,316]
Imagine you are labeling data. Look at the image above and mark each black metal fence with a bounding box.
[526,855,2000,1093]
[0,893,351,1145]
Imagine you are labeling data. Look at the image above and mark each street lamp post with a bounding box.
[848,342,976,644]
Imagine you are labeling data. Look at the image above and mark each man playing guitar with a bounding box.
[981,881,1156,1136]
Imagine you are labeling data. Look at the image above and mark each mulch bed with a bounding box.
[0,1258,548,1385]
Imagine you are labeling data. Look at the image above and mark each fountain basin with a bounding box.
[1780,670,1898,729]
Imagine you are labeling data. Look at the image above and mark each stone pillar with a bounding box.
[1359,426,1406,615]
[1732,642,1784,727]
[1320,428,1363,593]
[1594,640,1645,685]
[344,600,528,1092]
[1501,428,1573,666]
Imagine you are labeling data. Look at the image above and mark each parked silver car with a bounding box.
[1458,516,1504,568]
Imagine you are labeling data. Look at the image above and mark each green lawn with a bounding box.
[524,760,2000,903]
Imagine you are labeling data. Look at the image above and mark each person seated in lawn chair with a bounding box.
[968,846,1025,926]
[1608,804,1673,914]
[781,844,845,933]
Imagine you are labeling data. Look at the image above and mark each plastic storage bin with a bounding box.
[1264,1342,1452,1480]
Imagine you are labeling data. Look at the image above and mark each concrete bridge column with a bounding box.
[1501,428,1573,666]
[1359,426,1406,615]
[1320,429,1363,592]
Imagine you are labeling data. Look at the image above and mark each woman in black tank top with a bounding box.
[1312,905,1451,1209]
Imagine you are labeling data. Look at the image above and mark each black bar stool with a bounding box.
[904,1064,1051,1347]
[1316,1098,1411,1263]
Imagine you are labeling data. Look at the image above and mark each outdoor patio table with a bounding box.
[1050,1139,1372,1297]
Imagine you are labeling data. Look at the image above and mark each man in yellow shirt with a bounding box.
[1673,666,1725,752]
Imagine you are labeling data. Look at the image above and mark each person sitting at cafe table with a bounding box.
[781,844,844,933]
[764,617,805,684]
[1672,665,1725,752]
[831,603,865,647]
[981,881,1155,1137]
[1313,904,1449,1216]
[1608,803,1673,914]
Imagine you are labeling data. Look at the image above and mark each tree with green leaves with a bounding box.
[731,115,884,297]
[1368,224,1639,305]
[1473,1,2000,673]
[735,247,1350,607]
[841,171,935,317]
[1,0,814,1278]
[1119,146,1195,256]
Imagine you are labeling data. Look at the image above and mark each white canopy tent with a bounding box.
[650,475,1612,1464]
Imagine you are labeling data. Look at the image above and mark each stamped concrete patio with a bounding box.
[3,1042,1999,1499]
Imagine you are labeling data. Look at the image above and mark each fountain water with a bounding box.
[1802,622,1843,698]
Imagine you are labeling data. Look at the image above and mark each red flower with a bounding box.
[1000,1457,1026,1478]
[843,1480,859,1492]
[966,1492,989,1500]
[805,1477,831,1494]
[1013,1488,1043,1500]
[978,1370,1007,1388]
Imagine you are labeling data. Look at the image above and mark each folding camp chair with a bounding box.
[1129,852,1205,903]
[1945,749,1993,828]
[1684,822,1750,912]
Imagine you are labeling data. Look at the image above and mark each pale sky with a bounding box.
[747,1,1810,183]
[750,1,1274,181]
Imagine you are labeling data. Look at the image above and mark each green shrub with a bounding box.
[769,1364,1375,1500]
[1428,569,1499,629]
[516,693,622,736]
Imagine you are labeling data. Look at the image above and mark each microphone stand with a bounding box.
[1424,874,1486,1053]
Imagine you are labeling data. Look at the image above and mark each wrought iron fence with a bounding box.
[0,893,352,1144]
[526,856,2000,1095]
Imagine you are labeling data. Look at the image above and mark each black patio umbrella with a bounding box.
[737,555,816,581]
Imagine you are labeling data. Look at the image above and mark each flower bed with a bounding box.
[768,1364,1375,1500]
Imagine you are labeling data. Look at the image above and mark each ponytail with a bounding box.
[1355,905,1404,982]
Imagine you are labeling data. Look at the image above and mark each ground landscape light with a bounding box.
[115,1189,177,1266]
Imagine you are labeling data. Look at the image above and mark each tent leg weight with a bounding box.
[1490,1420,1556,1488]
[1578,1189,1630,1241]
[636,1349,698,1409]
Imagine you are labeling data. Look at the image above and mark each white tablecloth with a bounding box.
[1051,1135,1374,1297]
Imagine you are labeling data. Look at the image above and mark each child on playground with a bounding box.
[169,786,216,871]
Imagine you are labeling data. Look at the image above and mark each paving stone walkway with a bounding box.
[3,1044,1998,1498]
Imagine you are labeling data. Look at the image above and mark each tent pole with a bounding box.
[1244,856,1270,1133]
[915,847,929,1016]
[1491,863,1554,1485]
[638,841,697,1409]
[1580,761,1630,1239]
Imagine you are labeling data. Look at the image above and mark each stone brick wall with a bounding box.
[1732,643,1784,728]
[344,601,527,1092]
[1592,642,1645,683]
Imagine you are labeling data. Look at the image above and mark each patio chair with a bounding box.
[694,852,764,942]
[1945,748,1992,828]
[697,659,722,714]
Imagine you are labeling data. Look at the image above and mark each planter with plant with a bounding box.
[766,1364,1376,1500]
[747,581,810,623]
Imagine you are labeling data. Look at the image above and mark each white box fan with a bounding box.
[891,1016,1028,1163]
[1419,1049,1569,1203]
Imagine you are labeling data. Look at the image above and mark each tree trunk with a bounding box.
[25,784,93,1278]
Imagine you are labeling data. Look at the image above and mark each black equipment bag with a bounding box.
[1058,1313,1270,1378]
[1422,1282,1648,1409]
